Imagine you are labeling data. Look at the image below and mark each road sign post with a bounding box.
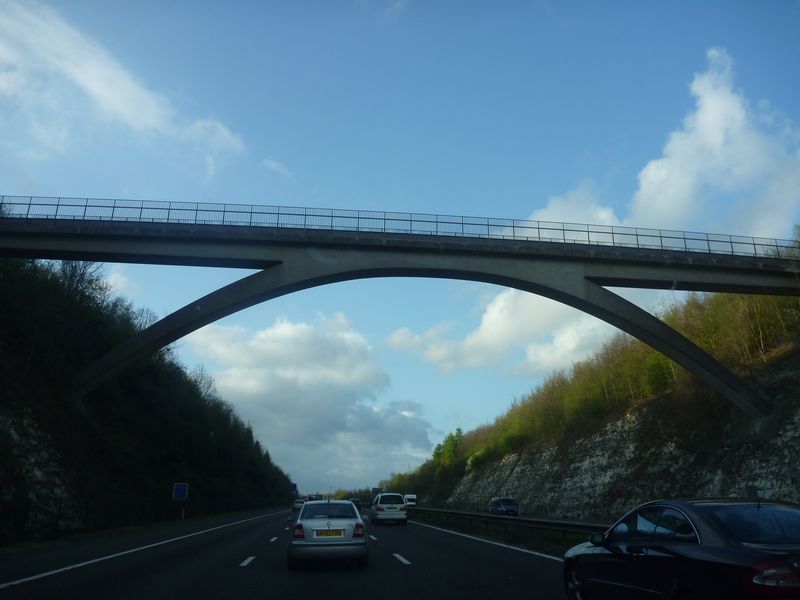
[172,482,189,519]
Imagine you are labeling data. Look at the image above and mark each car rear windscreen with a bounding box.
[379,494,405,504]
[302,503,357,519]
[702,504,800,544]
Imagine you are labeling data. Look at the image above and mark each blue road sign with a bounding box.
[172,482,189,502]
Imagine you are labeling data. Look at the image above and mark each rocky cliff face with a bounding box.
[0,407,83,543]
[446,355,800,523]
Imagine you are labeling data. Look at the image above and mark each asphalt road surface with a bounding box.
[0,509,566,599]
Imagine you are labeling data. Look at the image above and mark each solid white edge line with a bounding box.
[239,556,256,567]
[409,520,563,562]
[393,553,412,565]
[0,510,288,590]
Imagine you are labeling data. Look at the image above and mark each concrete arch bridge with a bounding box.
[1,196,798,422]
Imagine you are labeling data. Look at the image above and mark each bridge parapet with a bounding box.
[2,195,798,261]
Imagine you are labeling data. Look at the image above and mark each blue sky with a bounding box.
[2,0,799,494]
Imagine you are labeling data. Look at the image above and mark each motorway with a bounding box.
[0,508,567,599]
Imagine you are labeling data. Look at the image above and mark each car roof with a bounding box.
[640,497,800,509]
[304,499,349,505]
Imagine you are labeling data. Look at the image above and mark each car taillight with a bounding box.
[375,506,384,512]
[746,559,800,594]
[400,507,406,512]
[292,523,305,540]
[353,523,364,538]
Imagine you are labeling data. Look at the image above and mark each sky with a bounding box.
[2,0,799,494]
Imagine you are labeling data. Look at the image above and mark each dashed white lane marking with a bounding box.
[284,527,290,531]
[368,535,378,541]
[409,520,563,562]
[0,510,288,590]
[269,537,278,542]
[393,553,412,565]
[239,556,256,567]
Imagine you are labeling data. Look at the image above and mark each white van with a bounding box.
[403,494,417,506]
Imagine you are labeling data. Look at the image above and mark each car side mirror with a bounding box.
[589,532,606,546]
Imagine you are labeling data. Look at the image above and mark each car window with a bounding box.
[652,507,699,543]
[701,504,800,544]
[301,503,357,519]
[608,507,662,542]
[379,494,404,504]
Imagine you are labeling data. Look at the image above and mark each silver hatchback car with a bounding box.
[287,500,368,569]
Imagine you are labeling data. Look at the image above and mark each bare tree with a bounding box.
[56,261,107,302]
[132,307,159,331]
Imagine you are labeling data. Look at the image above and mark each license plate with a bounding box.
[315,529,344,537]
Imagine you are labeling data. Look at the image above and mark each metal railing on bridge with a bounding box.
[1,195,798,259]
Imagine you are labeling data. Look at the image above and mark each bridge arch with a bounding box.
[72,245,773,418]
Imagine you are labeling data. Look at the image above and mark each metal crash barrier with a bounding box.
[408,507,610,545]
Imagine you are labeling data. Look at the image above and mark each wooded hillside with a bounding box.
[380,283,800,505]
[0,258,291,545]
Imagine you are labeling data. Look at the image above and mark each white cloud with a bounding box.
[385,0,408,17]
[0,1,243,172]
[184,119,245,155]
[515,316,617,377]
[627,47,800,238]
[186,314,433,491]
[389,288,609,375]
[531,181,621,226]
[104,265,133,294]
[0,1,172,132]
[263,159,293,177]
[389,47,800,378]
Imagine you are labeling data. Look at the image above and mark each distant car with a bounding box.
[350,498,362,510]
[488,497,519,516]
[371,492,407,525]
[563,498,800,599]
[403,494,417,506]
[292,499,305,511]
[287,500,368,569]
